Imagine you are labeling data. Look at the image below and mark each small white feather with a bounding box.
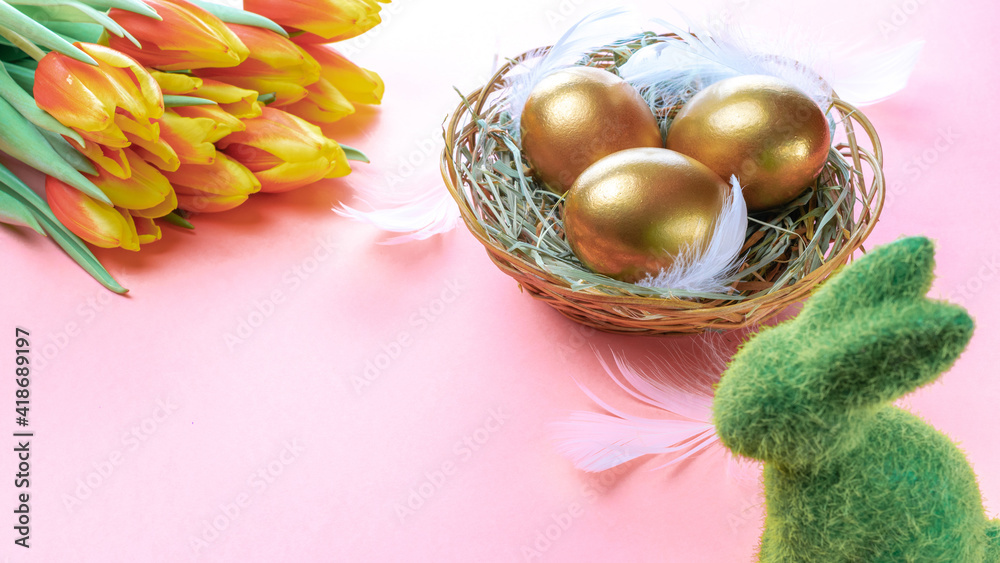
[550,341,757,474]
[501,8,642,132]
[334,180,460,245]
[635,176,747,294]
[811,41,924,106]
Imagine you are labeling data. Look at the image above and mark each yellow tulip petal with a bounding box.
[89,149,173,210]
[172,105,246,143]
[283,78,355,124]
[131,213,162,244]
[70,137,131,179]
[164,153,260,196]
[130,187,178,219]
[150,70,202,95]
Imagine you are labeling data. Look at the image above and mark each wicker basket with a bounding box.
[441,37,885,335]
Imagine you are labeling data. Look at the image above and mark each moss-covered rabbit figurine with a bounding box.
[714,237,999,562]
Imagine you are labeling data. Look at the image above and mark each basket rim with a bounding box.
[439,38,886,332]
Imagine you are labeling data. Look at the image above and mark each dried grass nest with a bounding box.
[441,33,885,335]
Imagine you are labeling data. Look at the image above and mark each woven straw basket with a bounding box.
[441,36,885,335]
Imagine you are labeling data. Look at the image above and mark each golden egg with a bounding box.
[520,66,663,194]
[665,75,831,211]
[563,148,729,283]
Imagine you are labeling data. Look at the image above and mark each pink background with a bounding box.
[3,0,1000,561]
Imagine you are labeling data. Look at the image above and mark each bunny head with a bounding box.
[713,237,974,470]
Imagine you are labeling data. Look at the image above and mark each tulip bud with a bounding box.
[107,0,249,70]
[299,43,384,105]
[165,153,261,213]
[35,42,163,148]
[219,107,349,193]
[46,176,140,250]
[193,24,320,107]
[244,0,386,42]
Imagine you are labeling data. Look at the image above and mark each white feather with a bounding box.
[621,18,834,114]
[501,8,642,132]
[810,41,924,106]
[635,175,747,293]
[334,180,460,245]
[550,340,758,473]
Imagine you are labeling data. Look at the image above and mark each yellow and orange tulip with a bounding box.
[34,42,163,148]
[164,153,261,213]
[283,78,355,124]
[151,72,262,119]
[46,176,141,250]
[107,0,249,71]
[87,148,175,212]
[300,43,384,105]
[245,0,386,41]
[193,24,320,107]
[218,107,349,193]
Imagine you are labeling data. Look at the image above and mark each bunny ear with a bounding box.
[800,236,937,325]
[828,300,973,408]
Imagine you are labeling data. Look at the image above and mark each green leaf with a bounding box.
[34,21,103,43]
[186,0,288,37]
[163,95,217,107]
[0,0,97,64]
[339,144,370,163]
[257,92,276,105]
[162,211,194,229]
[0,161,126,293]
[1,60,34,91]
[9,0,160,20]
[0,181,44,234]
[0,62,84,145]
[39,129,97,175]
[0,95,111,204]
[18,2,142,48]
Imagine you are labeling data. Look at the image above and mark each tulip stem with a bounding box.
[0,27,45,61]
[163,95,217,107]
[257,92,276,105]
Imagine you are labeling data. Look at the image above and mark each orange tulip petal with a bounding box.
[33,54,116,133]
[245,0,382,40]
[45,176,138,249]
[107,0,248,70]
[156,112,217,165]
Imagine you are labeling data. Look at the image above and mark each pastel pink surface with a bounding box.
[2,0,999,561]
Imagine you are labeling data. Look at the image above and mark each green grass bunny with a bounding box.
[714,236,1000,562]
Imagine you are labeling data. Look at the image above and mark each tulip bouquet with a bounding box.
[0,0,386,292]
